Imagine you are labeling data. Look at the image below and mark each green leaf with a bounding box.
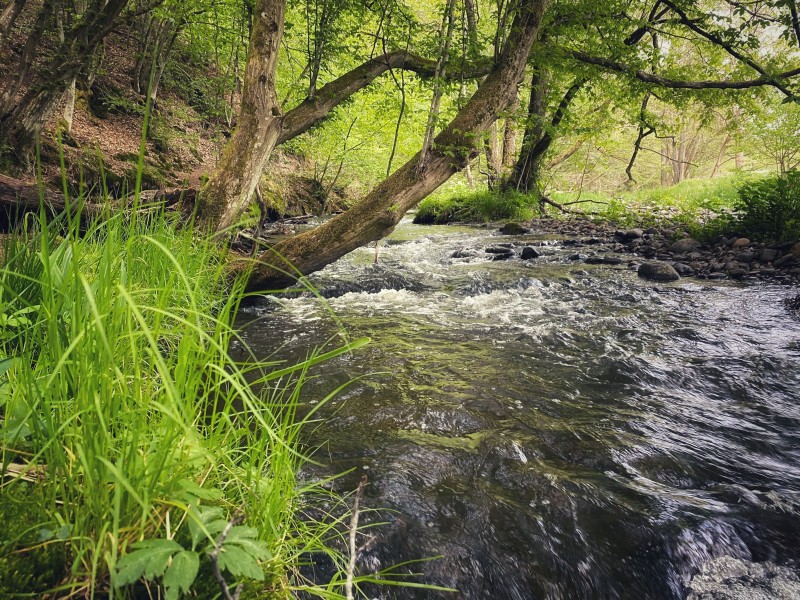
[177,479,223,502]
[114,539,183,587]
[216,544,264,581]
[226,526,272,561]
[163,550,199,598]
[0,357,18,378]
[188,506,226,550]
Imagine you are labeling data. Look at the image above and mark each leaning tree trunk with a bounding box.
[243,0,550,290]
[194,0,285,233]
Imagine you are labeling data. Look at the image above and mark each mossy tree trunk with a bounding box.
[243,0,550,290]
[194,0,285,233]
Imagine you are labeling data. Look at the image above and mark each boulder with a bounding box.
[774,254,796,268]
[521,246,540,260]
[728,267,748,279]
[669,238,702,253]
[491,252,514,261]
[585,256,623,265]
[486,245,514,254]
[732,237,751,248]
[451,249,474,259]
[672,262,695,276]
[759,248,779,263]
[623,228,644,240]
[499,222,529,235]
[638,262,680,281]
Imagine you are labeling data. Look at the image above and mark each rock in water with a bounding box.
[499,222,529,235]
[638,262,680,281]
[687,557,800,600]
[669,238,702,253]
[521,246,540,260]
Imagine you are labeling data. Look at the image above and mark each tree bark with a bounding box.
[243,0,549,290]
[0,0,131,162]
[504,70,584,195]
[194,0,286,233]
[0,0,27,48]
[197,45,492,232]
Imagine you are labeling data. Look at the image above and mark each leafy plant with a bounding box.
[734,171,800,241]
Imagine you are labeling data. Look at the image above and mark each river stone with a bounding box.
[491,252,514,261]
[623,228,644,240]
[486,245,514,254]
[737,251,755,263]
[687,556,800,600]
[451,249,474,259]
[499,222,529,235]
[774,253,796,268]
[673,262,694,276]
[585,256,623,265]
[638,262,680,281]
[670,238,702,253]
[791,242,800,257]
[732,237,751,248]
[728,267,748,279]
[760,248,779,262]
[521,246,540,260]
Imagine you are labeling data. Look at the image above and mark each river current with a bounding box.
[237,219,800,599]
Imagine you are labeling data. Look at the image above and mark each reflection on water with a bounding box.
[237,219,800,599]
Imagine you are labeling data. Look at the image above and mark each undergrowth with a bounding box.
[414,189,536,224]
[0,200,367,598]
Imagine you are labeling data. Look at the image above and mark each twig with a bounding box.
[345,476,368,600]
[210,511,245,600]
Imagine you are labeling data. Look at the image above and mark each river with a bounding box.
[237,218,800,599]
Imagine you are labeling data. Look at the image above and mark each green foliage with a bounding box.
[415,189,536,224]
[734,171,800,241]
[0,205,366,598]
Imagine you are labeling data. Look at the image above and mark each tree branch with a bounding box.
[277,50,493,145]
[570,50,800,92]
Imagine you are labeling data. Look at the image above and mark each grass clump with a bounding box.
[0,204,364,598]
[415,189,536,224]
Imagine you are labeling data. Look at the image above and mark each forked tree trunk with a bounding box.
[194,0,286,232]
[196,43,492,232]
[243,0,549,290]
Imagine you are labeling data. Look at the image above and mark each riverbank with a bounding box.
[480,217,800,284]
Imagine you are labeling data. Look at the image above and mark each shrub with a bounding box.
[415,190,536,224]
[734,171,800,241]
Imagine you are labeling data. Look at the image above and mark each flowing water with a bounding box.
[237,218,800,599]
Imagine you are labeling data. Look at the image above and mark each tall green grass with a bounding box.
[0,201,366,598]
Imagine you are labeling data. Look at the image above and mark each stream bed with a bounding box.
[237,219,800,599]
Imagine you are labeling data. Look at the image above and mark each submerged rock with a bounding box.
[638,261,680,281]
[687,557,800,600]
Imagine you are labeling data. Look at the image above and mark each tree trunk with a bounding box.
[0,0,54,116]
[0,0,27,48]
[243,0,549,290]
[196,45,492,232]
[194,0,285,232]
[0,0,131,162]
[484,120,502,189]
[504,65,548,193]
